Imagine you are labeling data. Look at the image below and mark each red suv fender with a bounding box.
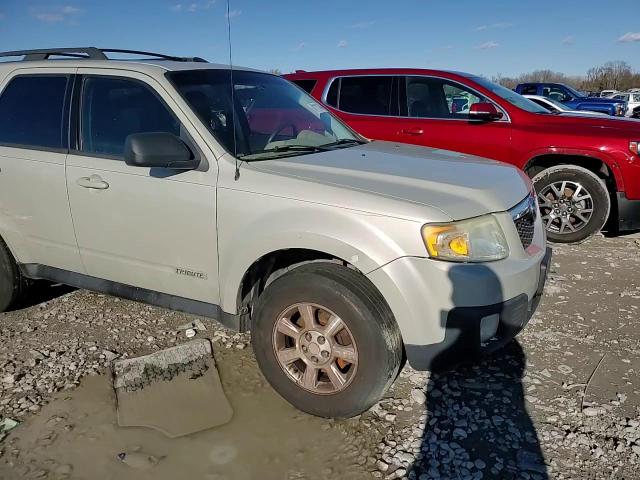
[521,147,626,193]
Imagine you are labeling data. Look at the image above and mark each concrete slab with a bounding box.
[113,339,233,438]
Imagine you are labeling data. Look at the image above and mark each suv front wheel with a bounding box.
[532,165,610,243]
[251,262,403,418]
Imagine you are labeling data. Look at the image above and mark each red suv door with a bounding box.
[322,75,401,142]
[394,75,512,162]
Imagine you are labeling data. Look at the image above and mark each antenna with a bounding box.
[226,0,240,181]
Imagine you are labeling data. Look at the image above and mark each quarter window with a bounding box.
[404,76,485,119]
[336,76,394,115]
[0,75,69,149]
[80,77,180,157]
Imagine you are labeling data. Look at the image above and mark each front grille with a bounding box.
[510,193,537,250]
[514,213,535,249]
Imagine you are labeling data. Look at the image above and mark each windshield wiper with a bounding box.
[238,144,330,161]
[319,138,367,149]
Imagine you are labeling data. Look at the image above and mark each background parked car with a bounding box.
[600,89,618,98]
[609,91,640,116]
[285,69,640,243]
[515,83,627,116]
[524,95,609,117]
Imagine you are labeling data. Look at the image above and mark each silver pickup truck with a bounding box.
[0,48,550,418]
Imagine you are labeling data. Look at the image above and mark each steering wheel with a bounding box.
[267,123,299,145]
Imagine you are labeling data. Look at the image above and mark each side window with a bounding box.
[520,85,538,95]
[633,94,640,102]
[81,77,180,157]
[544,87,571,103]
[291,79,317,94]
[337,76,394,115]
[0,75,69,149]
[405,76,484,119]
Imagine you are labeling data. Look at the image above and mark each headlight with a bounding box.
[422,215,509,262]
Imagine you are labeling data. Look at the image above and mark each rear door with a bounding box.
[394,75,512,162]
[0,69,84,273]
[322,75,400,141]
[65,69,220,303]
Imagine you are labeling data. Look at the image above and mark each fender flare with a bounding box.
[521,147,625,192]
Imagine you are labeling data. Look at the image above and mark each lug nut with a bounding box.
[317,336,326,344]
[321,351,329,358]
[310,356,318,363]
[302,345,308,353]
[305,332,312,341]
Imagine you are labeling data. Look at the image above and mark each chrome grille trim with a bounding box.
[510,192,537,249]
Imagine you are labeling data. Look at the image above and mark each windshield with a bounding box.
[564,85,586,98]
[468,76,550,113]
[167,69,361,160]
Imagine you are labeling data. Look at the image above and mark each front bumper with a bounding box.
[367,244,551,372]
[616,192,640,232]
[406,247,551,371]
[406,248,551,371]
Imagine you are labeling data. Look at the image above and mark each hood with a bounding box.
[532,112,640,136]
[248,141,530,221]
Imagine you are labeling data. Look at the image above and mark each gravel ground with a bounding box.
[0,234,639,479]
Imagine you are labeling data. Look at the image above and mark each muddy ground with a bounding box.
[0,234,638,479]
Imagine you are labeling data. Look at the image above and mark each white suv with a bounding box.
[0,48,550,418]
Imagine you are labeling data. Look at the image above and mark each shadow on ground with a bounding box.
[9,281,76,311]
[408,342,548,479]
[407,261,548,479]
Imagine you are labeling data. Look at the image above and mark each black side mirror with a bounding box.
[124,132,199,170]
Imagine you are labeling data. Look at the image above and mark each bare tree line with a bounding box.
[492,61,640,93]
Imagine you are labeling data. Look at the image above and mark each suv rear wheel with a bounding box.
[0,238,27,312]
[251,262,403,418]
[532,165,610,243]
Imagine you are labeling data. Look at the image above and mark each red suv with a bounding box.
[285,69,640,243]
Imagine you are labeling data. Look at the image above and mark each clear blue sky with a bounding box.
[1,0,640,77]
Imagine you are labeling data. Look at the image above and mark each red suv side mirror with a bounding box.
[469,102,503,121]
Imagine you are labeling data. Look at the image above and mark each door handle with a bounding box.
[400,127,424,136]
[76,174,109,190]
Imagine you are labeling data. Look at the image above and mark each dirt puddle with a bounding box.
[0,347,370,480]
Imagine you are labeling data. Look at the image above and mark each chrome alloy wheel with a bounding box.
[538,180,594,234]
[272,303,358,395]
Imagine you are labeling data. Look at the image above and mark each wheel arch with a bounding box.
[523,152,621,193]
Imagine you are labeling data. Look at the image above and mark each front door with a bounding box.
[395,75,512,163]
[66,70,220,304]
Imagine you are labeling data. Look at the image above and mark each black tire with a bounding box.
[251,262,403,418]
[532,165,610,244]
[0,237,27,312]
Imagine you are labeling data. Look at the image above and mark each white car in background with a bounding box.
[600,89,618,98]
[609,92,640,116]
[524,95,609,117]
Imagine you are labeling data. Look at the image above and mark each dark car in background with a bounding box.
[514,83,627,117]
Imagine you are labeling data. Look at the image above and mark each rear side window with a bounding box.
[291,79,317,94]
[337,76,394,115]
[0,75,69,150]
[519,85,538,95]
[80,76,180,157]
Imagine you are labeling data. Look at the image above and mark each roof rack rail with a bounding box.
[0,47,208,63]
